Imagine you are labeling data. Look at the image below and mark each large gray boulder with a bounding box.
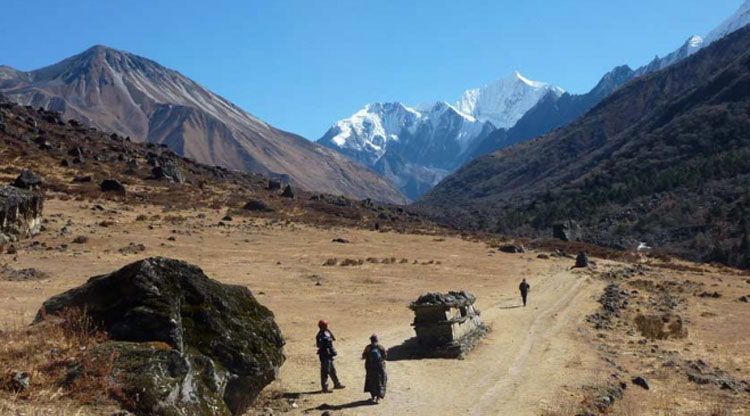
[553,220,583,242]
[36,257,285,416]
[1,185,43,245]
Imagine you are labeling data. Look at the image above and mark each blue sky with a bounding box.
[0,0,742,139]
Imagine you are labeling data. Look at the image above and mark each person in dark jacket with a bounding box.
[362,334,387,403]
[316,319,345,393]
[519,279,530,307]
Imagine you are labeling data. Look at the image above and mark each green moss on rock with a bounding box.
[38,257,285,415]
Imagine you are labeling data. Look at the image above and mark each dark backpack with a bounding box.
[369,346,383,362]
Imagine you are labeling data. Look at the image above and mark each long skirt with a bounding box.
[364,362,387,398]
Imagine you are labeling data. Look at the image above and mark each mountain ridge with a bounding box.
[416,24,750,269]
[0,45,408,204]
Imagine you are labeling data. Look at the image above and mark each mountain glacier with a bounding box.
[318,101,494,199]
[456,71,564,128]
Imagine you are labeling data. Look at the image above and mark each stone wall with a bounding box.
[0,185,43,246]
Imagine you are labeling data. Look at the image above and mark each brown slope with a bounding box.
[417,26,750,268]
[0,45,407,204]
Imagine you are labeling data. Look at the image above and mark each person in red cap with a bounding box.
[316,319,345,393]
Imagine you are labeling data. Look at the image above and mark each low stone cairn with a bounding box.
[407,291,488,358]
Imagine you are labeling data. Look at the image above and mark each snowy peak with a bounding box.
[456,71,564,129]
[704,0,750,44]
[323,101,488,158]
[637,1,750,76]
[318,100,495,199]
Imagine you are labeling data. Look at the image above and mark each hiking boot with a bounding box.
[333,384,346,389]
[322,388,333,394]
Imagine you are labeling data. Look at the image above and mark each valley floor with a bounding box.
[1,198,749,415]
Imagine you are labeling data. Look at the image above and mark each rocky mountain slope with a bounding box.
[0,46,407,204]
[0,96,432,234]
[416,25,750,269]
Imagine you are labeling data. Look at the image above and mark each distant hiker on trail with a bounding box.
[519,278,530,307]
[316,319,345,393]
[362,334,387,403]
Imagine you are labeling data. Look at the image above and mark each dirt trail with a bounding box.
[281,265,603,416]
[0,200,606,416]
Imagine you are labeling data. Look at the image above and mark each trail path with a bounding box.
[280,265,602,416]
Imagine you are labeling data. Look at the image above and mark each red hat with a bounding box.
[318,319,328,328]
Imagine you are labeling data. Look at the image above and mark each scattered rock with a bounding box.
[72,236,89,244]
[332,238,350,244]
[222,215,233,221]
[632,376,650,390]
[118,243,146,255]
[697,291,722,298]
[537,253,550,259]
[0,265,49,282]
[6,370,30,392]
[72,175,93,183]
[685,359,750,393]
[151,160,186,184]
[498,244,525,254]
[280,185,295,199]
[243,198,273,212]
[739,295,750,303]
[586,284,630,330]
[267,180,281,191]
[11,169,42,190]
[36,257,286,416]
[100,179,126,193]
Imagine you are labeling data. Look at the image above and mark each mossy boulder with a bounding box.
[37,257,285,415]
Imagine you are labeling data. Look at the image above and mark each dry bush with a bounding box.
[634,314,667,339]
[163,215,187,224]
[0,308,119,411]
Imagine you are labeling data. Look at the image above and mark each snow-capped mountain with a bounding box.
[318,101,494,199]
[456,71,564,129]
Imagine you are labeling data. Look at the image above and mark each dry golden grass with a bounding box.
[0,308,121,414]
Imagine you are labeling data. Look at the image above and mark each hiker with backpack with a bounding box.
[316,319,345,393]
[362,334,387,403]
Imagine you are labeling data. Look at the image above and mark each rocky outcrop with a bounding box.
[36,257,285,416]
[0,185,43,246]
[552,220,582,242]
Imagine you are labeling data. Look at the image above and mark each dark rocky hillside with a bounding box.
[0,95,435,234]
[417,26,750,269]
